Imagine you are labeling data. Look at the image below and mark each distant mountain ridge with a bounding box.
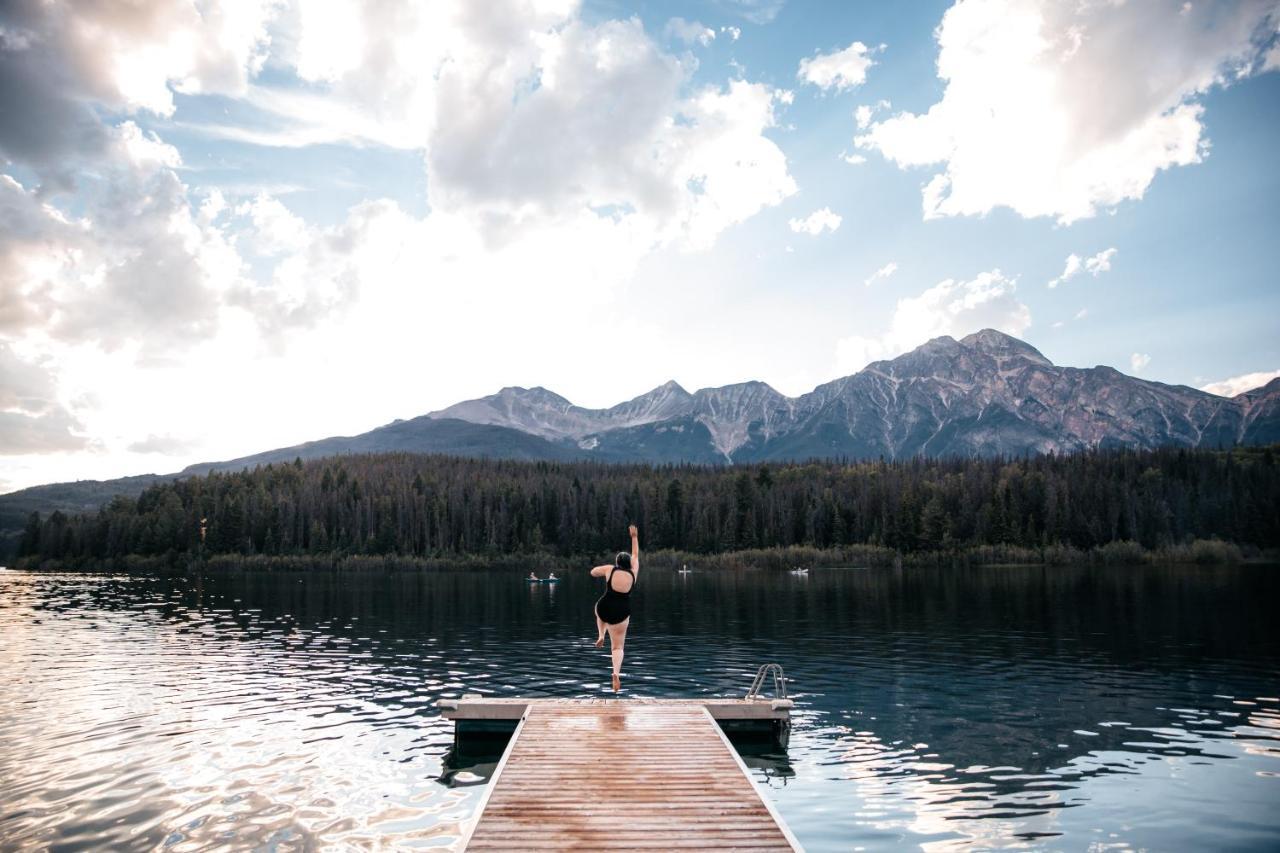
[426,329,1280,462]
[3,330,1278,553]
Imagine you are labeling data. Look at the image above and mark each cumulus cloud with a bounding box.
[864,261,898,287]
[1130,352,1152,374]
[788,207,842,235]
[1,1,802,483]
[126,433,197,454]
[226,5,796,248]
[1200,369,1280,397]
[1047,247,1117,288]
[1,122,244,357]
[235,194,311,256]
[0,343,88,453]
[836,270,1031,373]
[666,18,716,46]
[854,0,1280,222]
[798,41,879,91]
[721,26,742,41]
[0,0,279,177]
[854,100,890,129]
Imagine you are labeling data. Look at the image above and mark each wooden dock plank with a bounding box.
[461,702,799,851]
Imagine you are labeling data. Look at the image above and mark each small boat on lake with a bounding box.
[526,574,560,584]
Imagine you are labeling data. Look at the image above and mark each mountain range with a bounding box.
[426,329,1280,462]
[3,329,1277,553]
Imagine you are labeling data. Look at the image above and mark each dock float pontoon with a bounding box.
[440,696,800,851]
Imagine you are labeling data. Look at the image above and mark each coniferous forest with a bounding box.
[16,445,1280,568]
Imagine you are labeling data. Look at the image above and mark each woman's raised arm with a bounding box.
[629,524,640,576]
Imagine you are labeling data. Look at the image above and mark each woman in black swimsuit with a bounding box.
[592,524,639,693]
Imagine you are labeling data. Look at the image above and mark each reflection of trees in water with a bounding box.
[27,563,1280,843]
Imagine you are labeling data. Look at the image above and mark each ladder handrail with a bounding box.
[745,663,787,700]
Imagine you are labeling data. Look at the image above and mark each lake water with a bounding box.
[1,564,1278,851]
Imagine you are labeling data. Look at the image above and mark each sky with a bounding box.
[2,0,1279,492]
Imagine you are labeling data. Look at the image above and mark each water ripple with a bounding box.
[1,565,1279,851]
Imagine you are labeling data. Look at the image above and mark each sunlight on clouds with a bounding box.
[0,0,801,489]
[1130,352,1152,374]
[1201,369,1280,397]
[63,0,277,114]
[836,270,1031,374]
[855,0,1280,222]
[293,0,366,82]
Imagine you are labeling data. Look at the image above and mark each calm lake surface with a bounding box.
[1,564,1278,851]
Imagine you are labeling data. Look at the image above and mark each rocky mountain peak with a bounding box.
[497,386,572,406]
[424,331,1278,463]
[959,329,1053,365]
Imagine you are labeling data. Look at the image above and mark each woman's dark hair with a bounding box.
[615,552,632,569]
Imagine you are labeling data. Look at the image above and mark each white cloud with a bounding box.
[1130,352,1152,374]
[255,6,797,249]
[1266,41,1280,70]
[126,433,198,454]
[721,26,742,41]
[666,18,716,46]
[854,0,1280,223]
[1200,369,1280,397]
[854,99,890,129]
[235,194,311,256]
[836,270,1031,373]
[799,41,879,91]
[841,152,867,165]
[1075,307,1088,320]
[788,207,842,235]
[0,343,89,453]
[864,261,898,286]
[719,0,785,25]
[0,1,804,489]
[1048,247,1117,288]
[0,122,245,358]
[24,0,279,117]
[1083,247,1117,275]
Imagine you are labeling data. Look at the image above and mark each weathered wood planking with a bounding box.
[441,695,792,722]
[461,702,799,851]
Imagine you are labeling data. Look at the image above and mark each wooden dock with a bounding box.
[456,700,800,851]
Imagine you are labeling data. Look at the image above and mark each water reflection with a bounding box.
[0,564,1278,851]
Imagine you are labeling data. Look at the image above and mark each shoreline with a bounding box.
[12,540,1274,574]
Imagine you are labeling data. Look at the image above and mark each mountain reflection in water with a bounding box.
[1,564,1277,850]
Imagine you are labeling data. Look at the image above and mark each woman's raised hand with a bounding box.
[628,524,638,538]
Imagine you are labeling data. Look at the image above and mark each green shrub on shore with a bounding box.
[15,539,1273,573]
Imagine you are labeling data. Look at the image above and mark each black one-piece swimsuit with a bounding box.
[595,566,634,625]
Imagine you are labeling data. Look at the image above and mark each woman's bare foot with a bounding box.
[594,634,605,648]
[611,672,621,692]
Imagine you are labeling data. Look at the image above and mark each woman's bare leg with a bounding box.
[594,612,606,648]
[607,618,629,692]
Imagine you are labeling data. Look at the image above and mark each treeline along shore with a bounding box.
[14,446,1280,571]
